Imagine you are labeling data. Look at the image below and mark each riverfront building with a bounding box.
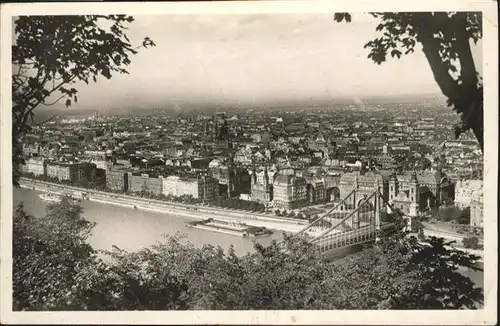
[162,175,218,199]
[25,157,47,177]
[339,162,452,215]
[455,179,483,208]
[470,188,483,228]
[305,177,328,204]
[106,170,129,192]
[46,161,97,183]
[272,172,308,210]
[250,165,273,204]
[390,170,453,209]
[127,173,164,195]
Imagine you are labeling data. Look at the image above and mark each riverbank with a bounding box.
[20,179,309,234]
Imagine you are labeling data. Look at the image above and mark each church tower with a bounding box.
[389,172,398,201]
[409,170,420,216]
[409,170,419,204]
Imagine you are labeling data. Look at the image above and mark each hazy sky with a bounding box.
[30,13,483,110]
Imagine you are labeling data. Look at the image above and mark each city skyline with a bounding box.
[15,13,482,112]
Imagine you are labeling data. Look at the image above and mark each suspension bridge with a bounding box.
[291,182,396,254]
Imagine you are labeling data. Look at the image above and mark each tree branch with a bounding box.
[41,94,67,107]
[14,75,77,136]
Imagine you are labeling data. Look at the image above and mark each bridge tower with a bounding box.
[374,178,381,242]
[352,175,359,229]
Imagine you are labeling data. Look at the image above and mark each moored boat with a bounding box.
[39,192,62,203]
[65,194,82,204]
[186,218,273,237]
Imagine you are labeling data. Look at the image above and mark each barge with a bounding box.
[186,218,273,237]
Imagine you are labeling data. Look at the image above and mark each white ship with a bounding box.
[39,192,62,203]
[65,194,82,204]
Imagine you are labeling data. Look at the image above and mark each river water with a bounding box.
[13,187,483,291]
[13,187,282,255]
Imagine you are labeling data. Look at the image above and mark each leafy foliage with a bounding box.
[12,15,155,186]
[13,201,483,311]
[462,236,480,249]
[430,205,470,224]
[334,12,483,150]
[13,199,97,310]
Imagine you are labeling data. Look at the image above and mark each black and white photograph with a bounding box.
[0,1,497,325]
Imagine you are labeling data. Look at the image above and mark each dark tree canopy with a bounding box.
[12,15,155,185]
[334,12,483,151]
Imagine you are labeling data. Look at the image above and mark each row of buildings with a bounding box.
[21,157,99,184]
[248,161,456,215]
[106,170,219,200]
[22,154,482,227]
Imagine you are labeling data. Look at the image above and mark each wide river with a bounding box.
[13,187,483,291]
[14,187,282,255]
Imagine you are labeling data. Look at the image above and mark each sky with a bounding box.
[20,13,483,111]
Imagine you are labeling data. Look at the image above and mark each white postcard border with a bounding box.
[1,1,497,325]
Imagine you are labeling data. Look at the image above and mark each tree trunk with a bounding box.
[416,14,483,152]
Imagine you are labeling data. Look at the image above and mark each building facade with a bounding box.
[272,173,308,210]
[455,179,483,209]
[470,188,483,228]
[26,157,47,176]
[306,178,327,204]
[22,143,40,156]
[389,171,420,216]
[163,175,218,199]
[127,173,164,195]
[46,162,97,183]
[339,170,389,209]
[250,166,273,204]
[106,170,129,192]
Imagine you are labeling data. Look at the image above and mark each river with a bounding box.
[13,187,282,255]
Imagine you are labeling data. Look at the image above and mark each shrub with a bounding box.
[463,236,480,249]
